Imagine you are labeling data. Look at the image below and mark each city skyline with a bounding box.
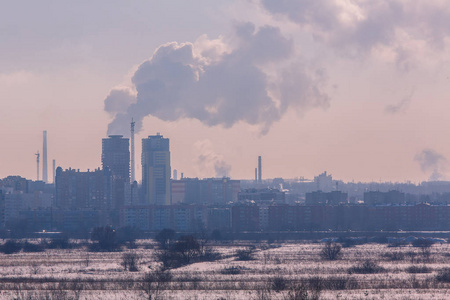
[2,1,450,183]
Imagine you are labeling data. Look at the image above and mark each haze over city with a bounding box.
[2,1,450,183]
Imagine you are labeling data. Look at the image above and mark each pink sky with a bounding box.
[1,1,450,183]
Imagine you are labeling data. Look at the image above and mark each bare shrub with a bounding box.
[69,279,84,300]
[271,276,288,292]
[236,247,255,261]
[155,228,176,250]
[116,226,140,249]
[173,235,201,264]
[388,240,409,247]
[220,266,243,275]
[406,251,418,264]
[90,226,119,252]
[155,235,209,269]
[286,282,321,300]
[255,287,272,300]
[200,246,221,261]
[307,276,356,291]
[436,268,450,283]
[48,236,71,249]
[23,241,44,252]
[412,238,434,260]
[382,251,405,261]
[29,263,41,275]
[1,240,22,254]
[406,265,432,274]
[156,249,184,269]
[320,242,342,260]
[121,252,141,271]
[348,260,385,274]
[141,269,172,300]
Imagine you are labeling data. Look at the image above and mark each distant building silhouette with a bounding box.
[55,167,109,211]
[142,133,171,205]
[171,177,240,204]
[102,135,130,213]
[238,188,286,204]
[102,135,130,181]
[314,171,333,192]
[364,190,405,205]
[305,191,348,205]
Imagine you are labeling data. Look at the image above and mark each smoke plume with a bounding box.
[105,22,329,135]
[194,140,231,178]
[414,149,447,181]
[261,0,450,67]
[385,90,414,114]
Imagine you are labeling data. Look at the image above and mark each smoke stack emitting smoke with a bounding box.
[105,22,329,136]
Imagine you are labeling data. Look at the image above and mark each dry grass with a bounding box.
[0,239,449,299]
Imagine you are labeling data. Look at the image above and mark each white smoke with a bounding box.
[414,149,447,181]
[261,0,450,68]
[385,89,414,114]
[105,22,329,135]
[194,139,231,178]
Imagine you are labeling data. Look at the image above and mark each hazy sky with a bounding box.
[2,0,450,183]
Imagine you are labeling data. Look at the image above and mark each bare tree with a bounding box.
[141,269,172,300]
[121,252,141,271]
[412,238,434,261]
[320,242,342,260]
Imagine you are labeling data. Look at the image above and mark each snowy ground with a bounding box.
[1,239,450,299]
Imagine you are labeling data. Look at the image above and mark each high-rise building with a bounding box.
[102,135,130,212]
[142,133,171,205]
[102,135,130,181]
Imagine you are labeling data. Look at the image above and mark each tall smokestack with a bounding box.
[35,151,40,181]
[52,159,56,184]
[42,130,48,183]
[130,119,135,183]
[255,168,257,183]
[258,156,262,184]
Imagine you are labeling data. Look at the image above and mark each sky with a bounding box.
[1,0,450,183]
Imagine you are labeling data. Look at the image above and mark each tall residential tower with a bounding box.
[102,135,130,181]
[142,133,171,205]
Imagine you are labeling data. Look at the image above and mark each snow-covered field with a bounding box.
[1,240,450,299]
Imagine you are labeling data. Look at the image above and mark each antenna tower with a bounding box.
[130,118,135,183]
[35,151,40,181]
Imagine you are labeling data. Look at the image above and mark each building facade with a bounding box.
[142,134,171,205]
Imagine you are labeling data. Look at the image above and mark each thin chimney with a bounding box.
[43,130,48,183]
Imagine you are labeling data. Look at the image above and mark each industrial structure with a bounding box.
[35,151,40,181]
[258,156,262,183]
[42,130,48,183]
[52,159,56,184]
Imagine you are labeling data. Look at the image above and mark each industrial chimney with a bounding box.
[258,156,262,184]
[42,131,48,183]
[52,159,56,184]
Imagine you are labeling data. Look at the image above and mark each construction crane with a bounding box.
[35,151,40,181]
